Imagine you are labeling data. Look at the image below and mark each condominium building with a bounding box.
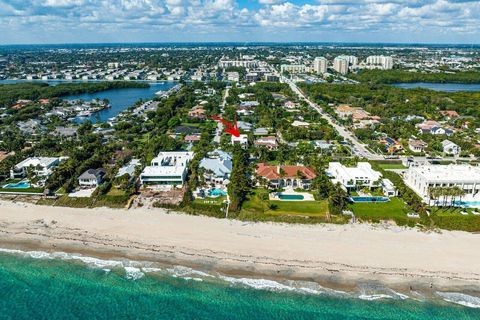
[218,59,258,68]
[333,57,349,75]
[280,64,309,74]
[365,56,394,70]
[313,57,328,74]
[404,164,480,202]
[140,151,194,187]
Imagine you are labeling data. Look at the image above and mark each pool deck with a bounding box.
[269,190,315,201]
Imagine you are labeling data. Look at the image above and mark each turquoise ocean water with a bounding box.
[0,250,479,320]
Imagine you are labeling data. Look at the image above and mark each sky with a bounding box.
[0,0,479,45]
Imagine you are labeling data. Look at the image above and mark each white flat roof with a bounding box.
[329,162,381,181]
[410,165,480,183]
[16,157,58,169]
[141,165,186,177]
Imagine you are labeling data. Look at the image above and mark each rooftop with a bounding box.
[410,165,480,183]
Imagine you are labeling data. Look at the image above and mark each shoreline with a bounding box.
[1,200,480,296]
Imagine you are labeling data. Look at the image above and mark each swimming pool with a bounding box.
[208,189,227,197]
[350,196,390,203]
[3,181,31,189]
[278,194,305,200]
[456,201,480,209]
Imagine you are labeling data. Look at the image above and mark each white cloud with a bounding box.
[0,0,479,43]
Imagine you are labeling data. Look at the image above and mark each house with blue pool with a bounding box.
[199,150,232,186]
[10,157,61,179]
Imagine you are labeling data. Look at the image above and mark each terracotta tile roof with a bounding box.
[256,163,316,180]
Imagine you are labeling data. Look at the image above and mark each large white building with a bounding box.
[10,157,60,179]
[327,162,382,190]
[280,64,309,74]
[404,164,480,203]
[140,151,194,187]
[365,56,394,70]
[313,57,328,74]
[218,59,257,68]
[333,57,349,75]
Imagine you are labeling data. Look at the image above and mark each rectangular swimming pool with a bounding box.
[350,196,390,203]
[278,194,305,200]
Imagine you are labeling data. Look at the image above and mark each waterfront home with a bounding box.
[327,162,382,191]
[140,151,194,187]
[10,157,60,179]
[404,164,480,204]
[78,168,106,188]
[254,136,278,150]
[441,140,461,156]
[199,150,232,185]
[408,139,428,153]
[256,163,317,189]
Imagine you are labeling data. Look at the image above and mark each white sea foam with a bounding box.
[142,267,163,273]
[358,294,396,301]
[437,292,480,308]
[124,267,145,280]
[166,265,214,279]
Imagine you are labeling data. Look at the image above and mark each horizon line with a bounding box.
[0,41,479,47]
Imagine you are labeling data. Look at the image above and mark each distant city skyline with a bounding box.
[0,0,479,45]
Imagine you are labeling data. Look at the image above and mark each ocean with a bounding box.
[0,249,479,320]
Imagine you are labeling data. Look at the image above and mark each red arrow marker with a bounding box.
[210,115,240,137]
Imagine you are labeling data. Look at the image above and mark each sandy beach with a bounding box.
[1,200,480,292]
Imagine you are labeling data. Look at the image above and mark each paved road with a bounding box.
[213,87,229,144]
[277,73,383,160]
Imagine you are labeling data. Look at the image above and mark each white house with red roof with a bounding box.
[255,163,317,189]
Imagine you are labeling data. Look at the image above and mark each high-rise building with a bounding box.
[337,55,358,67]
[333,57,348,75]
[313,57,328,74]
[365,56,394,70]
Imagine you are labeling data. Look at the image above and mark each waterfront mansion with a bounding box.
[140,151,194,188]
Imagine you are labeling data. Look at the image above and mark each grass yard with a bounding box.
[267,200,329,217]
[239,188,330,222]
[430,207,480,232]
[348,197,417,226]
[0,187,44,194]
[377,163,407,170]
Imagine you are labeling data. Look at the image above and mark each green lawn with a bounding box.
[193,196,226,206]
[0,187,44,194]
[348,197,416,225]
[377,163,407,170]
[241,188,329,219]
[430,207,480,232]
